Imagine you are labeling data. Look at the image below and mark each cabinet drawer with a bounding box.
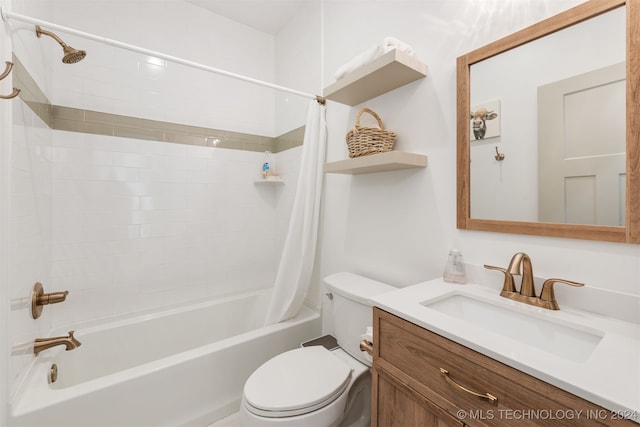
[374,308,635,427]
[373,367,464,427]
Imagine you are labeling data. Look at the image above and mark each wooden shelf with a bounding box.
[324,49,428,106]
[323,151,427,175]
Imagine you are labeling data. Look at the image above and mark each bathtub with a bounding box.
[9,289,321,427]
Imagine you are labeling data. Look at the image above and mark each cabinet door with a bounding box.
[373,367,463,427]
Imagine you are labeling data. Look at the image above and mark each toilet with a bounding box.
[239,272,396,427]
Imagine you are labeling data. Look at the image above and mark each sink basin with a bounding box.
[421,293,604,362]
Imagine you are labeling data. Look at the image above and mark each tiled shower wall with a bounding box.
[35,0,308,330]
[50,130,295,328]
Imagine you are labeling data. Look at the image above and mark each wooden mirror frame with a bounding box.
[457,0,640,243]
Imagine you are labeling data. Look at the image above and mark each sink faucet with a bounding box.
[506,252,535,297]
[484,252,584,310]
[34,331,81,355]
[484,252,533,298]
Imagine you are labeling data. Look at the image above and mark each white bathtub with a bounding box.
[9,289,321,427]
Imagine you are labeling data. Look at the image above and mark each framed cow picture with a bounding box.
[470,100,501,141]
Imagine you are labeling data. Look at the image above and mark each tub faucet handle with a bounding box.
[32,282,70,319]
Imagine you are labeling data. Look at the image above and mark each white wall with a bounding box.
[316,0,640,322]
[275,0,322,136]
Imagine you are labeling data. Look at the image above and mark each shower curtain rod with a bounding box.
[0,7,326,105]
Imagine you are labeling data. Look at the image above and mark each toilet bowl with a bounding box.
[239,272,396,427]
[240,347,369,427]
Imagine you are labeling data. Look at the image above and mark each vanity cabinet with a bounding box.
[371,308,636,427]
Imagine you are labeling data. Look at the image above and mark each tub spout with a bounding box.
[34,331,81,355]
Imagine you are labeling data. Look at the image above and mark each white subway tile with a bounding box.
[89,166,140,182]
[90,136,140,154]
[139,140,165,155]
[141,222,186,239]
[113,152,148,168]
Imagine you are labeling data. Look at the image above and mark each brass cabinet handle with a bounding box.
[440,368,498,406]
[359,339,373,356]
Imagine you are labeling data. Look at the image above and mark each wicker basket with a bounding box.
[346,108,397,158]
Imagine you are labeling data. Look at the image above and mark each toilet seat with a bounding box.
[243,346,353,418]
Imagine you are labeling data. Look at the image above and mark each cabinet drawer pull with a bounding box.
[440,368,498,406]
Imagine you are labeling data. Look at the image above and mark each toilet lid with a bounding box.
[243,346,353,415]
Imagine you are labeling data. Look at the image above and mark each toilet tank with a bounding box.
[324,272,396,366]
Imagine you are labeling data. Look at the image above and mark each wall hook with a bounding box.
[494,146,505,161]
[0,87,21,99]
[1,61,20,99]
[0,61,14,81]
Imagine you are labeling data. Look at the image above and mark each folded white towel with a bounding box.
[360,326,374,363]
[381,36,414,56]
[335,37,415,81]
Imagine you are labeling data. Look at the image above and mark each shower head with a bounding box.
[35,25,86,64]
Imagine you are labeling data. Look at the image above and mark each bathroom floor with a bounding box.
[208,412,241,427]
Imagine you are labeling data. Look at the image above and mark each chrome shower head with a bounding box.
[36,25,86,64]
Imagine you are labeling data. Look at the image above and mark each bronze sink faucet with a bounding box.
[484,252,584,310]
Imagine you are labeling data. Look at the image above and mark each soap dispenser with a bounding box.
[443,249,466,284]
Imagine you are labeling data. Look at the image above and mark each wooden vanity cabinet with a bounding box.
[371,308,636,427]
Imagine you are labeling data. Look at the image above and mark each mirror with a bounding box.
[457,0,640,243]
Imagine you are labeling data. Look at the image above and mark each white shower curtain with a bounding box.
[264,100,327,325]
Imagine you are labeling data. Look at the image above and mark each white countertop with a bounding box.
[370,278,640,422]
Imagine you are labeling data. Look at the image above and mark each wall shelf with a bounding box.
[323,151,427,175]
[254,177,284,184]
[323,49,428,106]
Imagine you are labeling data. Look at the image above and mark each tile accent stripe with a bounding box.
[12,55,303,153]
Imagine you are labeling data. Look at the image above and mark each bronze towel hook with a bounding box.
[0,61,21,99]
[0,61,14,80]
[0,88,21,99]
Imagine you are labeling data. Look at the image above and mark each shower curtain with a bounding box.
[264,99,327,325]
